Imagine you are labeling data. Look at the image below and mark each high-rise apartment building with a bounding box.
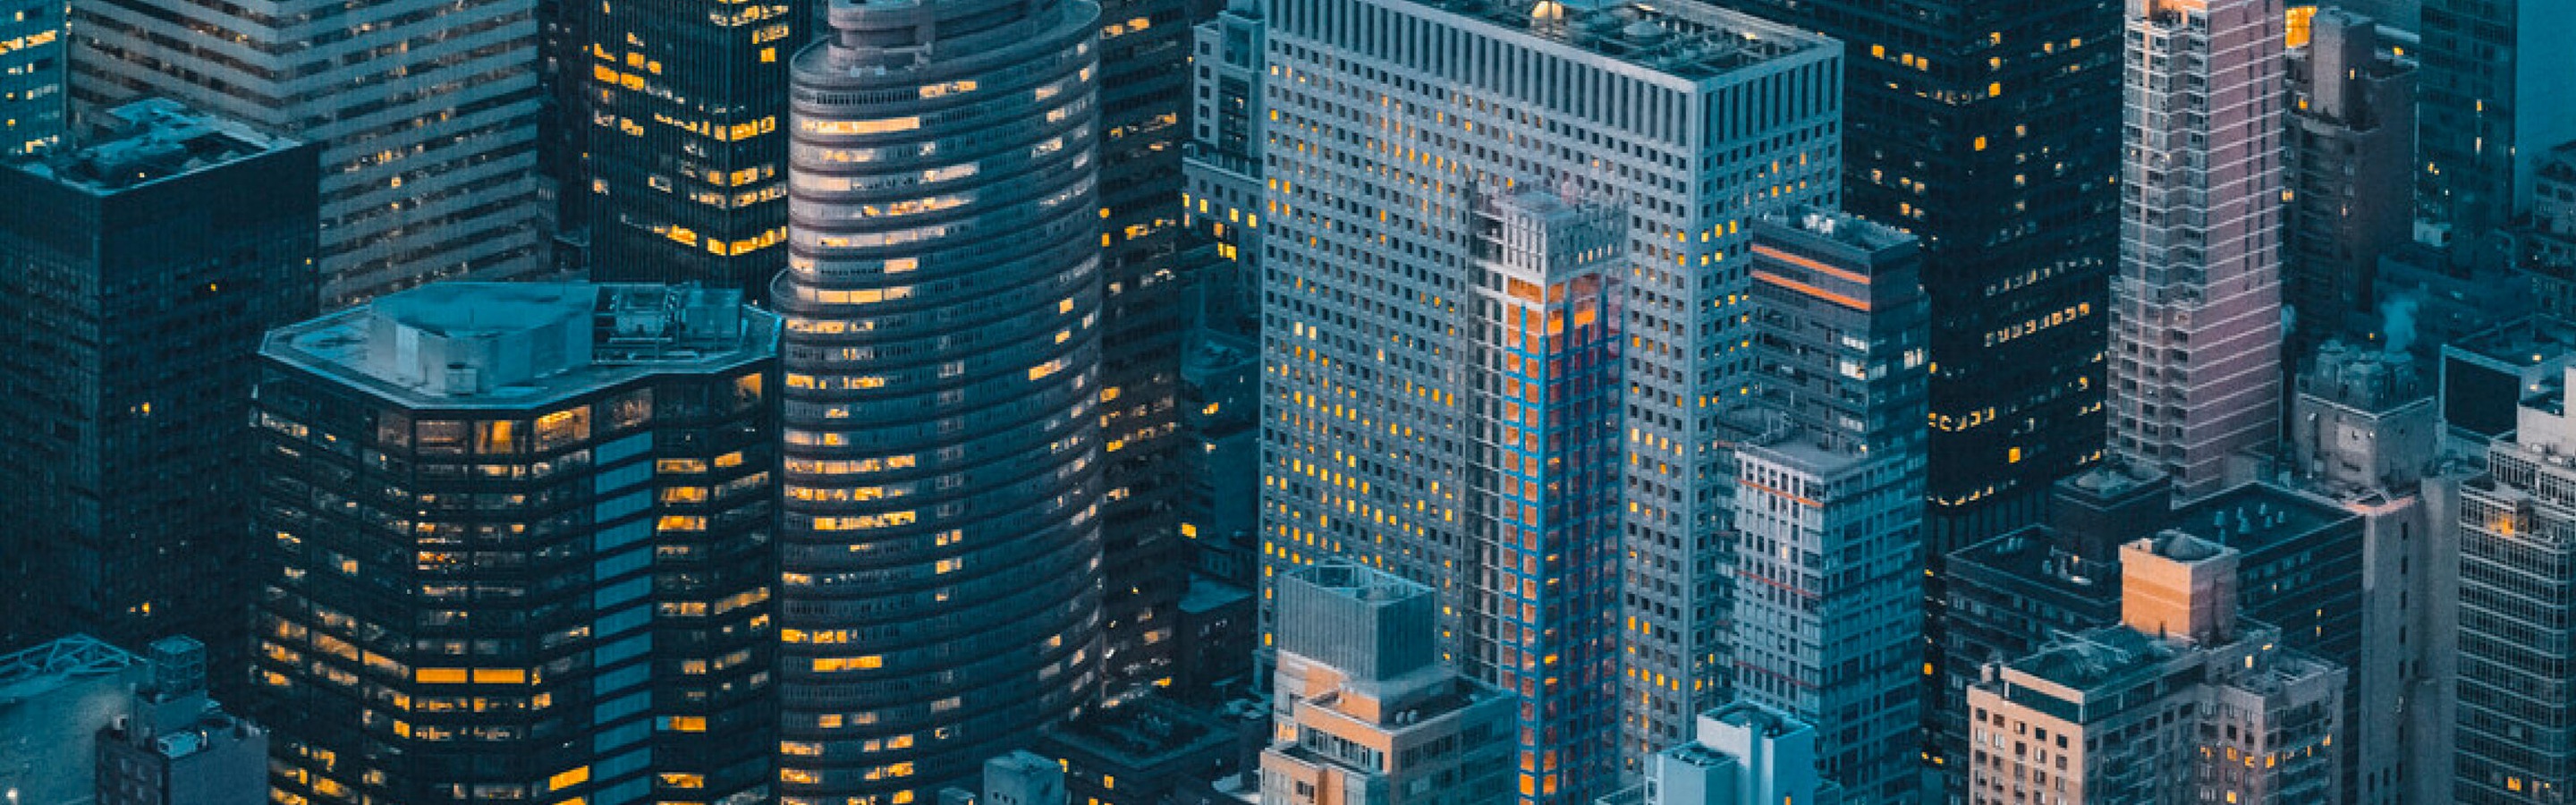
[1722,209,1926,802]
[2284,10,2414,343]
[2418,0,2576,245]
[2283,342,2462,805]
[776,0,1108,799]
[1091,0,1201,699]
[1463,189,1627,795]
[580,0,794,295]
[1964,536,2346,805]
[71,0,547,305]
[1254,0,1841,773]
[1719,0,2123,547]
[2110,0,2288,499]
[2455,359,2576,803]
[0,0,62,155]
[1597,701,1834,805]
[251,282,780,805]
[0,98,316,672]
[1259,563,1516,805]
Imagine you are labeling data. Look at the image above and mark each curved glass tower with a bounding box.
[775,0,1106,800]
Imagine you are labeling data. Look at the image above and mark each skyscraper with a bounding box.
[1253,0,1841,773]
[1721,209,1927,802]
[251,282,780,805]
[1717,0,2124,547]
[2457,360,2576,804]
[2418,0,2576,247]
[1090,0,1199,699]
[580,0,795,294]
[0,0,63,155]
[0,98,316,671]
[1466,189,1626,795]
[2110,0,2288,499]
[2284,10,2414,343]
[775,0,1107,799]
[72,0,548,305]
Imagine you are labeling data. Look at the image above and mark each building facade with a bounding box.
[0,99,316,673]
[2519,142,2576,318]
[2284,10,2414,343]
[2283,343,2461,805]
[2110,0,2288,498]
[2418,0,2576,245]
[251,283,780,805]
[1722,209,1926,803]
[1598,701,1832,805]
[580,0,795,296]
[95,638,268,805]
[1464,189,1627,799]
[776,0,1108,799]
[1965,536,2346,805]
[1254,0,1842,773]
[1090,0,1199,699]
[1181,0,1265,332]
[70,0,548,305]
[2456,360,2576,804]
[0,0,63,155]
[1259,563,1516,805]
[1723,0,2123,564]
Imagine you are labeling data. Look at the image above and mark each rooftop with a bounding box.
[2164,483,2355,554]
[2299,340,2428,412]
[263,283,779,410]
[1758,205,1917,254]
[1044,696,1238,771]
[2447,314,2576,369]
[2063,459,2166,497]
[9,97,299,193]
[1951,530,2115,593]
[2010,626,2174,691]
[1707,699,1809,739]
[1415,0,1826,81]
[1288,562,1431,605]
[1178,576,1254,614]
[0,636,143,805]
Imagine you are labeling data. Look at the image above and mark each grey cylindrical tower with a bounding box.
[775,0,1105,798]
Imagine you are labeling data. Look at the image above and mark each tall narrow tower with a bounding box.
[775,0,1107,800]
[2110,0,2288,499]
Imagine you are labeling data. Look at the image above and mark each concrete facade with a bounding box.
[2111,0,2289,498]
[70,0,548,305]
[1252,0,1842,777]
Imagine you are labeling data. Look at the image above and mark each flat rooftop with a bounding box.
[2164,483,2355,553]
[0,636,143,805]
[2009,626,2174,693]
[2447,315,2576,369]
[1951,529,2116,594]
[263,283,779,411]
[9,97,298,193]
[1415,0,1827,80]
[1042,695,1238,771]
